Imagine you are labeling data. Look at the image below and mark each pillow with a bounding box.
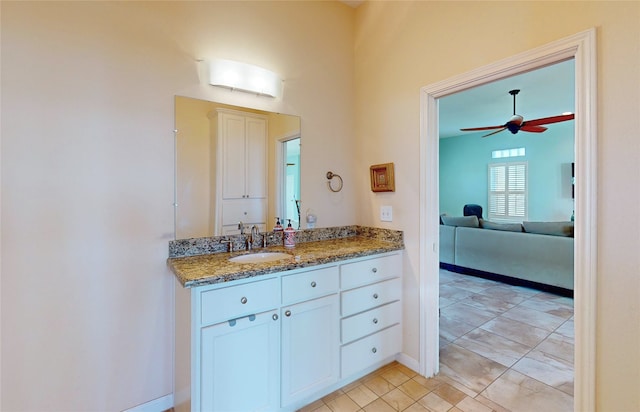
[441,215,479,228]
[522,221,574,237]
[480,219,523,232]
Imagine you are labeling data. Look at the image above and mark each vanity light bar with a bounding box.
[209,59,282,98]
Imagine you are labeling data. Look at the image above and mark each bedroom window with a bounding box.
[488,161,527,222]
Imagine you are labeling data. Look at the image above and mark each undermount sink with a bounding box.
[228,252,292,264]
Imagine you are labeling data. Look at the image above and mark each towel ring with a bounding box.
[326,171,343,192]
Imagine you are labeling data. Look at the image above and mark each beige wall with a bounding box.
[2,1,639,411]
[1,1,355,410]
[353,1,639,411]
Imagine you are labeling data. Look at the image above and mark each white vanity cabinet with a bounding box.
[281,266,340,406]
[339,253,403,379]
[174,251,403,412]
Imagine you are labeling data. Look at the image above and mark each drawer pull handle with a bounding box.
[373,293,379,299]
[272,314,279,321]
[285,310,292,317]
[240,297,248,304]
[372,267,378,273]
[371,347,377,354]
[311,281,317,288]
[373,318,378,324]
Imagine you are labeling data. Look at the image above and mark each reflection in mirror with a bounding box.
[175,96,301,240]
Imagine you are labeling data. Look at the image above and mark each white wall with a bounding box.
[1,2,356,410]
[353,2,640,410]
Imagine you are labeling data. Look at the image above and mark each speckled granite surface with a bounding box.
[168,226,403,288]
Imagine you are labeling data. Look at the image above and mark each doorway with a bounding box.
[418,29,597,412]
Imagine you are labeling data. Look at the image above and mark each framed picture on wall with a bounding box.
[370,162,395,192]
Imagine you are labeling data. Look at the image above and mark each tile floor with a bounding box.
[299,268,574,412]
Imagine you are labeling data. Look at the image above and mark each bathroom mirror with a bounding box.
[175,96,301,240]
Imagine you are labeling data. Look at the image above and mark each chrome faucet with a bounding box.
[247,225,260,250]
[238,221,245,235]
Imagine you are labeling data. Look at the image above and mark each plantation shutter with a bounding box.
[488,162,527,221]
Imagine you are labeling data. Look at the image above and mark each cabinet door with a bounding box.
[245,117,267,199]
[200,310,280,412]
[281,294,339,407]
[221,113,247,199]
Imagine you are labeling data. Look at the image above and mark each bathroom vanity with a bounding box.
[169,227,404,412]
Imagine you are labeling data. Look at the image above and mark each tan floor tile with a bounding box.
[480,316,550,347]
[417,392,453,412]
[481,369,573,412]
[398,379,431,400]
[362,398,396,412]
[380,368,411,386]
[512,349,574,395]
[473,394,512,412]
[311,405,332,412]
[432,383,467,406]
[455,396,493,412]
[347,384,379,408]
[381,388,414,411]
[325,393,361,412]
[297,398,325,412]
[394,363,419,378]
[455,328,532,367]
[364,375,395,396]
[323,389,345,403]
[402,403,430,412]
[411,375,443,392]
[439,344,507,393]
[433,375,478,398]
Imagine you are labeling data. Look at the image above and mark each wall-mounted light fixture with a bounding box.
[208,59,282,98]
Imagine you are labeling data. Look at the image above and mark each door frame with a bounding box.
[418,28,597,412]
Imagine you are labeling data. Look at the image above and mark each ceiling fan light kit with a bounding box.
[460,89,574,138]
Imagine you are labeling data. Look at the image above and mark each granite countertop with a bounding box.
[168,232,403,288]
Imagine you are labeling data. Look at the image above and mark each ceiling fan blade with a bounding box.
[460,125,504,132]
[523,113,575,127]
[520,125,548,133]
[481,127,507,138]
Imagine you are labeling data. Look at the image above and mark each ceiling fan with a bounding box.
[460,89,575,138]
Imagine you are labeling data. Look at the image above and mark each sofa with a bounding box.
[440,215,574,296]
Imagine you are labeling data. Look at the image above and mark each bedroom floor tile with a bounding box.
[299,269,574,412]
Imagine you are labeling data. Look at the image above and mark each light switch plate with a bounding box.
[380,205,393,222]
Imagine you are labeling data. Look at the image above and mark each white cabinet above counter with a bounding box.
[169,228,404,412]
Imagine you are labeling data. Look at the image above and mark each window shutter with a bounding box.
[488,162,527,221]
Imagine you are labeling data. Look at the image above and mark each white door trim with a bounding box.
[418,28,597,412]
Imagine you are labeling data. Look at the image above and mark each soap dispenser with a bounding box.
[274,217,283,232]
[283,219,296,248]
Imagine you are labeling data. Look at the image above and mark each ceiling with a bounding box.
[439,59,575,138]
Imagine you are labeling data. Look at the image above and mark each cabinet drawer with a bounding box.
[341,301,401,344]
[200,277,280,326]
[341,324,401,379]
[222,198,266,225]
[341,278,401,317]
[282,266,339,305]
[340,253,402,290]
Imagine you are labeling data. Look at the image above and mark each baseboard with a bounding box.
[396,352,420,376]
[440,263,574,298]
[122,393,174,412]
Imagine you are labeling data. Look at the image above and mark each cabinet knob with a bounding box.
[373,293,379,299]
[285,310,292,317]
[372,267,378,273]
[272,314,279,321]
[371,347,377,354]
[240,297,248,304]
[373,318,378,324]
[310,281,317,288]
